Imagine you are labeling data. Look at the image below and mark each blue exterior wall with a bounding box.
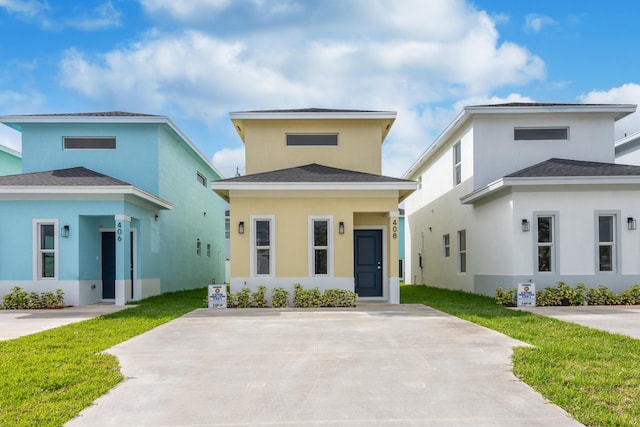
[1,118,225,304]
[20,123,160,194]
[0,146,21,176]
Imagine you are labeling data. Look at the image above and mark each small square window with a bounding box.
[196,172,207,186]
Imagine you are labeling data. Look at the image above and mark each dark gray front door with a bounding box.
[354,229,383,297]
[102,231,134,299]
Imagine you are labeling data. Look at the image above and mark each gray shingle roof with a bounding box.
[218,163,414,184]
[230,108,391,114]
[507,158,640,178]
[469,102,612,108]
[13,111,159,118]
[0,167,132,186]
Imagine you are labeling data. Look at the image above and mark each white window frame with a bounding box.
[457,229,466,274]
[453,142,462,185]
[33,219,59,280]
[308,216,333,277]
[596,212,618,273]
[250,215,275,277]
[443,234,450,258]
[536,214,556,273]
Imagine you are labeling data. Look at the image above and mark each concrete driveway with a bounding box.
[0,304,130,341]
[515,305,640,339]
[67,304,580,427]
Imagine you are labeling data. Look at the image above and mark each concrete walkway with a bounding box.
[67,304,581,427]
[515,305,640,339]
[0,304,130,340]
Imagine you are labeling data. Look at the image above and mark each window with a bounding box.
[514,127,568,140]
[537,216,554,272]
[443,234,450,258]
[196,172,206,186]
[252,216,275,276]
[207,244,211,258]
[458,230,466,273]
[225,216,230,239]
[286,134,338,146]
[598,215,616,272]
[310,218,331,276]
[63,137,116,149]
[453,142,461,185]
[196,239,201,256]
[35,221,57,279]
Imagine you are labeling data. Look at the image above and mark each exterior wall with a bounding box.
[0,146,21,175]
[228,191,400,301]
[158,127,226,291]
[472,113,616,190]
[0,199,159,306]
[242,119,383,175]
[19,123,161,194]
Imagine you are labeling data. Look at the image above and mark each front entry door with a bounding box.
[354,229,383,297]
[102,231,134,299]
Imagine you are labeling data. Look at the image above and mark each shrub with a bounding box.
[250,285,268,308]
[293,285,323,307]
[586,285,618,305]
[235,287,251,308]
[495,287,517,307]
[618,284,640,305]
[271,287,290,308]
[537,282,585,306]
[1,287,64,309]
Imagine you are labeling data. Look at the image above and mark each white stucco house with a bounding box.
[403,102,640,295]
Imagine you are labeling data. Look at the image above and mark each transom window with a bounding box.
[453,142,461,185]
[598,215,616,272]
[63,137,116,149]
[286,134,338,146]
[514,127,569,140]
[537,216,554,272]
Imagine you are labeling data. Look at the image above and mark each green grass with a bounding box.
[0,288,205,427]
[401,285,640,426]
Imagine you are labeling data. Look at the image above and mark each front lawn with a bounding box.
[401,285,640,426]
[0,288,205,427]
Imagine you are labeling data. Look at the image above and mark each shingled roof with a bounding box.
[217,163,414,184]
[507,158,640,178]
[230,108,390,114]
[11,111,160,118]
[0,167,132,186]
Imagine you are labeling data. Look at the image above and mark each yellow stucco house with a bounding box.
[211,108,417,303]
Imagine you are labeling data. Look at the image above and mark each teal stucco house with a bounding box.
[0,112,226,306]
[0,143,21,176]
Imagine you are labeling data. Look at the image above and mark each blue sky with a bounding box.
[1,0,639,177]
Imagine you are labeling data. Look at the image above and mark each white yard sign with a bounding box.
[208,284,227,308]
[517,283,536,307]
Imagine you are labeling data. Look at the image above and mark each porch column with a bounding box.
[388,211,401,304]
[114,215,132,306]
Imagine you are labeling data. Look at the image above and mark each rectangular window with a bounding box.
[225,216,230,239]
[453,142,461,185]
[253,217,275,276]
[443,234,450,258]
[598,215,615,272]
[63,137,116,149]
[196,172,206,186]
[196,239,201,256]
[36,222,57,279]
[537,216,554,272]
[458,230,466,273]
[312,219,329,275]
[286,134,338,146]
[207,244,211,258]
[514,127,569,140]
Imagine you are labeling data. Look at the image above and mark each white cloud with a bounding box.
[524,13,555,34]
[579,83,640,139]
[0,0,50,27]
[212,146,246,178]
[66,1,122,30]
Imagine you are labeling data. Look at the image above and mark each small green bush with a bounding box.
[619,284,640,305]
[271,287,290,308]
[1,286,64,309]
[236,287,251,308]
[495,287,517,307]
[293,285,323,307]
[250,285,268,308]
[586,285,618,305]
[536,282,585,306]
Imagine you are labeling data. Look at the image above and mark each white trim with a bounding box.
[308,216,334,278]
[212,182,417,191]
[250,215,275,278]
[115,214,131,222]
[32,219,59,281]
[534,213,558,274]
[595,211,620,274]
[230,111,397,120]
[0,143,21,158]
